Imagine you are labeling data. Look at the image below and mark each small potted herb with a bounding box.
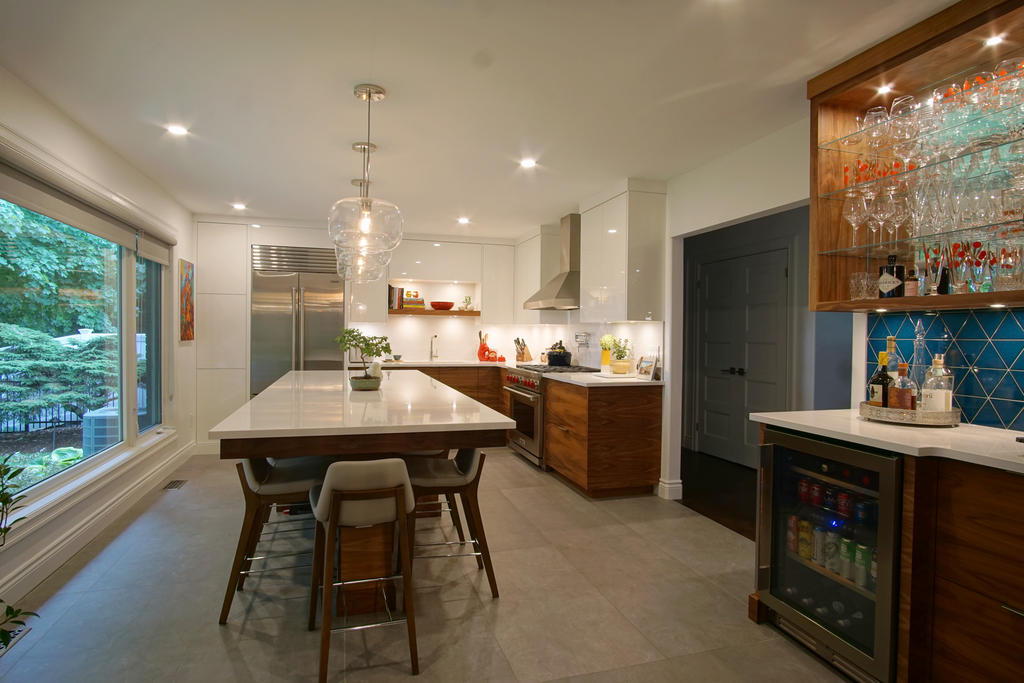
[609,337,632,374]
[334,328,392,390]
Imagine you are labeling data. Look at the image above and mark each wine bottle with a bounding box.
[868,352,893,407]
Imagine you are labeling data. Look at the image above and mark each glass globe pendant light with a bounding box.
[329,84,403,260]
[335,247,391,282]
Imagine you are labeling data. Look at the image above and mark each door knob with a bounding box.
[736,368,746,376]
[720,367,737,375]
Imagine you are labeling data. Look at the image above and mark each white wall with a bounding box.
[661,116,811,500]
[0,65,197,602]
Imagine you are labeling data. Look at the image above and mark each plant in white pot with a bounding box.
[335,328,392,390]
[609,337,632,374]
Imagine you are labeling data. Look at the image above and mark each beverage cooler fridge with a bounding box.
[756,428,901,682]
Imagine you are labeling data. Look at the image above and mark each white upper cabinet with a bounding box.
[579,180,666,322]
[197,222,247,294]
[481,244,514,322]
[389,239,482,283]
[514,226,566,324]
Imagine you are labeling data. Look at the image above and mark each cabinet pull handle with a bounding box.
[1002,603,1024,619]
[552,424,568,431]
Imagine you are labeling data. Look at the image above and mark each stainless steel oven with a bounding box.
[503,368,544,467]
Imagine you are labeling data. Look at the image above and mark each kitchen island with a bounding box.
[748,409,1024,682]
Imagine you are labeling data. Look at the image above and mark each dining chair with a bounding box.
[307,458,419,681]
[404,448,498,599]
[219,456,331,624]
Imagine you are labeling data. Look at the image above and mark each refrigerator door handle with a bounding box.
[290,287,297,370]
[298,287,306,369]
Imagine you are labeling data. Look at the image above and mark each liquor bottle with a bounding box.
[904,268,919,296]
[878,254,905,298]
[920,354,954,412]
[888,362,917,409]
[868,352,893,407]
[885,336,900,381]
[910,320,928,389]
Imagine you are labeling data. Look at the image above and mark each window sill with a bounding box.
[5,426,180,549]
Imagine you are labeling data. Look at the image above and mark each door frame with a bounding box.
[682,224,802,456]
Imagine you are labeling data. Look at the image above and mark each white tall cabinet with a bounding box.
[579,179,666,322]
[481,244,514,323]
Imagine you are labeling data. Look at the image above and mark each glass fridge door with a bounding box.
[769,443,883,656]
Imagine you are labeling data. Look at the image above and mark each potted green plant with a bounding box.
[599,334,615,369]
[609,337,632,374]
[334,328,391,390]
[1,455,35,652]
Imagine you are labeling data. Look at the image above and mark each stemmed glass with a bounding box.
[867,191,893,245]
[924,241,947,294]
[842,192,868,247]
[887,191,910,241]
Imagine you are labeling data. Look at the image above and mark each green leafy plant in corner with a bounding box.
[0,454,36,648]
[334,329,392,378]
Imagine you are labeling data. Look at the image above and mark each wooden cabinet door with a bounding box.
[935,461,1024,608]
[437,368,479,398]
[475,367,505,413]
[931,576,1024,682]
[544,419,587,489]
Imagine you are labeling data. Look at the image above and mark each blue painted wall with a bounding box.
[866,309,1024,429]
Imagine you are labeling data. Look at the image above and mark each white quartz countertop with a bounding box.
[209,370,515,440]
[373,360,509,368]
[545,372,664,387]
[750,409,1024,475]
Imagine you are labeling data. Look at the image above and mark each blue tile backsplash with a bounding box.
[866,309,1024,429]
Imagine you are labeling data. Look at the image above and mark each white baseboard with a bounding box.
[0,438,196,603]
[195,440,219,456]
[657,478,682,500]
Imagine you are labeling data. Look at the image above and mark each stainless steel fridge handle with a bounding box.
[298,287,305,369]
[290,287,297,370]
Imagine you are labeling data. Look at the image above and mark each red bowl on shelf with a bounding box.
[430,301,454,310]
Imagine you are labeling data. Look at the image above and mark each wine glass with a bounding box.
[842,192,868,247]
[887,192,910,241]
[867,192,893,245]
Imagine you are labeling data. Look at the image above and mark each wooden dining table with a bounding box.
[209,369,515,613]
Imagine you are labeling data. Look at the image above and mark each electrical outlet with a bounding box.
[574,332,591,346]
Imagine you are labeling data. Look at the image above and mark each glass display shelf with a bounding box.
[818,140,1023,200]
[814,290,1024,313]
[817,216,1024,258]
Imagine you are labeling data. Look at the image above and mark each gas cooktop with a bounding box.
[516,364,600,374]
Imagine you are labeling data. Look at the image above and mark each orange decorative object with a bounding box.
[488,350,497,361]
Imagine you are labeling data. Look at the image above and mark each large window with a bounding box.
[0,191,162,494]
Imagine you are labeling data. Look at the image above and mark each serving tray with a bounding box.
[858,401,960,427]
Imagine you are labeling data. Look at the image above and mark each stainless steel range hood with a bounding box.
[524,213,580,310]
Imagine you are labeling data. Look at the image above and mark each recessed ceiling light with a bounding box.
[415,260,421,264]
[607,229,617,234]
[986,35,1005,47]
[457,217,470,224]
[877,85,893,95]
[166,124,189,136]
[433,243,441,247]
[519,158,536,169]
[250,223,261,228]
[401,272,407,275]
[231,203,246,210]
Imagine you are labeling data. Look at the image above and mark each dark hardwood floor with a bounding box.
[680,448,757,541]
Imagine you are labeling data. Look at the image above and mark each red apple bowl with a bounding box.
[430,301,454,310]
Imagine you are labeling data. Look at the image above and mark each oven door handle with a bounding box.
[503,386,539,403]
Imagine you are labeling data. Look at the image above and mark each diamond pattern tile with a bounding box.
[867,308,1024,428]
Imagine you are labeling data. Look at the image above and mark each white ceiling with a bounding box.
[0,0,953,238]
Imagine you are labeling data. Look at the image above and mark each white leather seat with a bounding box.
[243,456,331,496]
[308,459,416,526]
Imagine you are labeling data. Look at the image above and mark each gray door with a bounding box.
[697,248,789,467]
[251,270,299,396]
[297,272,345,371]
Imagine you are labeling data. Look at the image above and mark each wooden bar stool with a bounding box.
[307,459,419,681]
[219,456,330,624]
[404,448,498,599]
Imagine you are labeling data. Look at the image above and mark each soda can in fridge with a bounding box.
[797,478,811,503]
[854,544,871,588]
[810,483,824,507]
[813,526,826,566]
[798,521,813,559]
[787,515,800,553]
[824,531,841,573]
[823,487,837,510]
[840,537,856,580]
[836,492,852,518]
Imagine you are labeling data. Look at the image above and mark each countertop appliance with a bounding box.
[250,245,345,396]
[757,427,901,682]
[503,364,598,468]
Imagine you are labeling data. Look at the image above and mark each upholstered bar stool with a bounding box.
[307,459,419,681]
[404,448,498,599]
[219,456,330,624]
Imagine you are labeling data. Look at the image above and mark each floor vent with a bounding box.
[163,480,187,490]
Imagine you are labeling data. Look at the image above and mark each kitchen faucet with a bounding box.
[430,334,439,361]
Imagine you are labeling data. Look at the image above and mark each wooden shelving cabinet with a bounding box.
[809,0,1024,312]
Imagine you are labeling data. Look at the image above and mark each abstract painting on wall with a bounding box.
[179,258,194,341]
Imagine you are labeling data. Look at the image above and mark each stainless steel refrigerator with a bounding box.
[250,245,344,396]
